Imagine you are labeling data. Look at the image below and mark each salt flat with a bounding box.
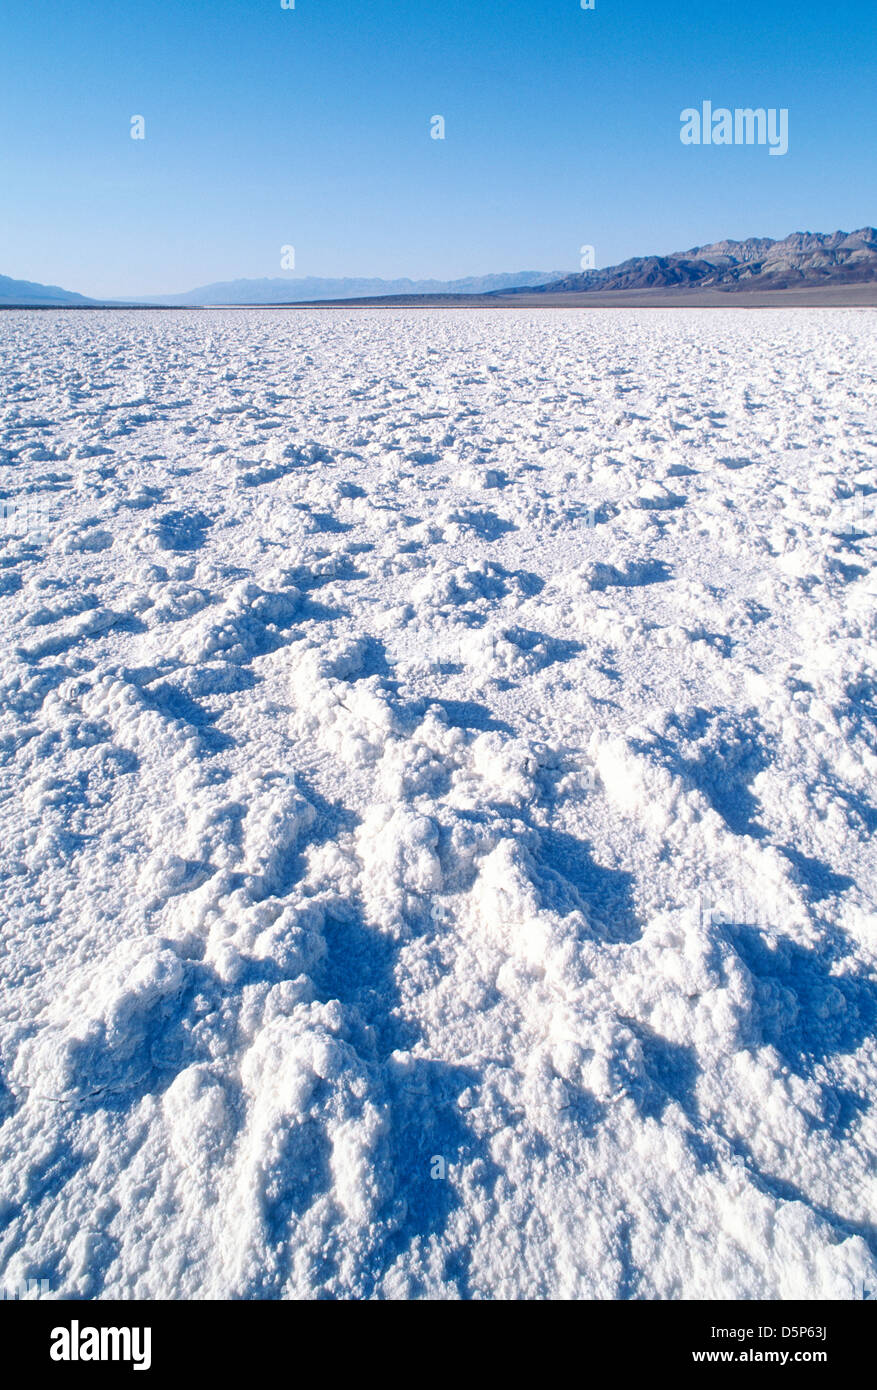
[0,307,875,1300]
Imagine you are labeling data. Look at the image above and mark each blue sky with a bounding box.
[1,0,873,297]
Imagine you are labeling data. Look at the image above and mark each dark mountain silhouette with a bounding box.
[520,228,877,295]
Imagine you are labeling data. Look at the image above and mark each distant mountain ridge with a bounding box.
[0,269,566,306]
[529,228,877,294]
[142,271,568,305]
[0,273,96,306]
[3,228,876,306]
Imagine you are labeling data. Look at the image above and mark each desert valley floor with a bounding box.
[0,307,875,1299]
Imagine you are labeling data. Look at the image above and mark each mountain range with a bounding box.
[140,271,566,305]
[528,227,877,295]
[0,270,564,307]
[0,273,95,306]
[2,228,875,306]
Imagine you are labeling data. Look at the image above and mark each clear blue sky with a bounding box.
[1,0,873,298]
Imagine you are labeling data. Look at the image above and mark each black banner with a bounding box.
[2,1299,871,1375]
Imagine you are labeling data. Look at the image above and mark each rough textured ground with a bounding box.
[0,308,875,1300]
